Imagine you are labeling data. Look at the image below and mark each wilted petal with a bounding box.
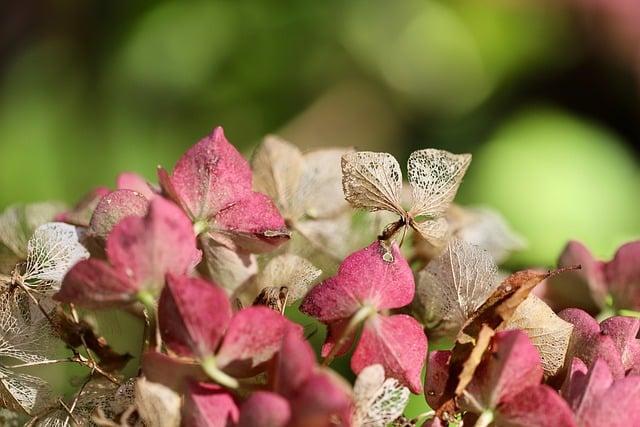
[135,378,181,427]
[158,275,232,358]
[301,241,414,322]
[159,127,252,221]
[424,351,451,410]
[0,367,55,416]
[215,307,291,377]
[496,385,576,427]
[106,197,200,294]
[352,364,410,427]
[257,254,321,304]
[352,314,427,394]
[238,391,291,427]
[116,172,156,199]
[89,189,149,240]
[605,241,640,311]
[55,259,134,308]
[1,202,66,259]
[182,382,239,427]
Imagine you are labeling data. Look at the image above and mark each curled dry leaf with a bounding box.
[341,149,470,246]
[501,294,574,379]
[135,377,181,427]
[352,364,410,427]
[22,222,89,290]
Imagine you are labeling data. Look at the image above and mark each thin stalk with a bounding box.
[137,291,161,352]
[201,356,239,389]
[321,305,376,367]
[5,358,71,369]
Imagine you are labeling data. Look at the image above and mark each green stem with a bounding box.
[322,305,376,367]
[137,291,160,352]
[475,410,494,427]
[618,309,640,318]
[201,356,239,389]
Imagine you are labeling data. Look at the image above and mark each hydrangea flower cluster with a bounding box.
[0,126,638,426]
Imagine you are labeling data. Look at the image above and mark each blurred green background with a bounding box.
[1,0,639,267]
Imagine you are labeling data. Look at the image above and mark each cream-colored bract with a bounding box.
[23,222,89,290]
[502,294,574,378]
[135,378,181,427]
[341,149,470,246]
[257,254,322,303]
[352,364,410,427]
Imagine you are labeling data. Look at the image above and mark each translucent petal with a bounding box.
[341,152,404,215]
[0,202,65,260]
[0,367,54,416]
[23,223,89,290]
[417,239,498,337]
[411,217,449,248]
[407,149,471,218]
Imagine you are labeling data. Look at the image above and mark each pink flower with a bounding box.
[300,240,427,393]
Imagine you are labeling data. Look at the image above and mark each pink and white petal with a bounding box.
[424,350,452,409]
[55,259,135,308]
[89,190,149,240]
[320,319,357,358]
[351,314,427,394]
[301,241,415,322]
[212,191,289,253]
[559,309,625,378]
[215,307,292,377]
[238,391,291,427]
[605,241,640,311]
[158,274,232,358]
[160,127,253,221]
[465,331,543,411]
[141,351,207,394]
[116,172,156,199]
[182,382,239,427]
[272,326,316,397]
[599,316,640,373]
[106,197,200,293]
[288,369,353,427]
[496,385,577,427]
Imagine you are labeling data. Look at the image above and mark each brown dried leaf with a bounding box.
[455,324,494,396]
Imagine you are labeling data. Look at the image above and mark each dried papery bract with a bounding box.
[135,377,181,427]
[22,222,89,290]
[352,364,410,427]
[341,149,470,246]
[416,239,499,338]
[0,366,54,417]
[502,294,573,378]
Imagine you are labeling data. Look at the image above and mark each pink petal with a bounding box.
[301,241,415,322]
[580,374,640,426]
[158,274,232,358]
[158,127,252,221]
[424,350,452,409]
[541,241,607,312]
[106,197,201,294]
[271,327,316,397]
[55,259,134,308]
[141,351,207,393]
[599,316,640,374]
[210,191,289,253]
[464,330,543,410]
[56,187,110,227]
[351,314,427,394]
[559,309,625,378]
[565,359,614,417]
[288,370,353,427]
[238,391,291,427]
[320,319,356,358]
[605,241,640,311]
[89,190,149,240]
[215,306,292,377]
[496,385,576,427]
[182,382,239,427]
[116,172,156,199]
[560,357,590,410]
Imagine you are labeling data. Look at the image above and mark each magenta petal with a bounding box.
[465,330,543,410]
[158,275,232,358]
[600,316,640,373]
[272,327,316,397]
[212,191,289,252]
[424,350,451,409]
[141,351,207,394]
[116,172,156,199]
[159,127,253,221]
[559,308,625,378]
[288,370,352,427]
[106,197,200,293]
[496,385,576,427]
[301,241,415,322]
[215,307,291,377]
[605,241,640,311]
[238,391,291,427]
[352,314,427,393]
[182,382,239,427]
[55,259,134,308]
[89,189,149,240]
